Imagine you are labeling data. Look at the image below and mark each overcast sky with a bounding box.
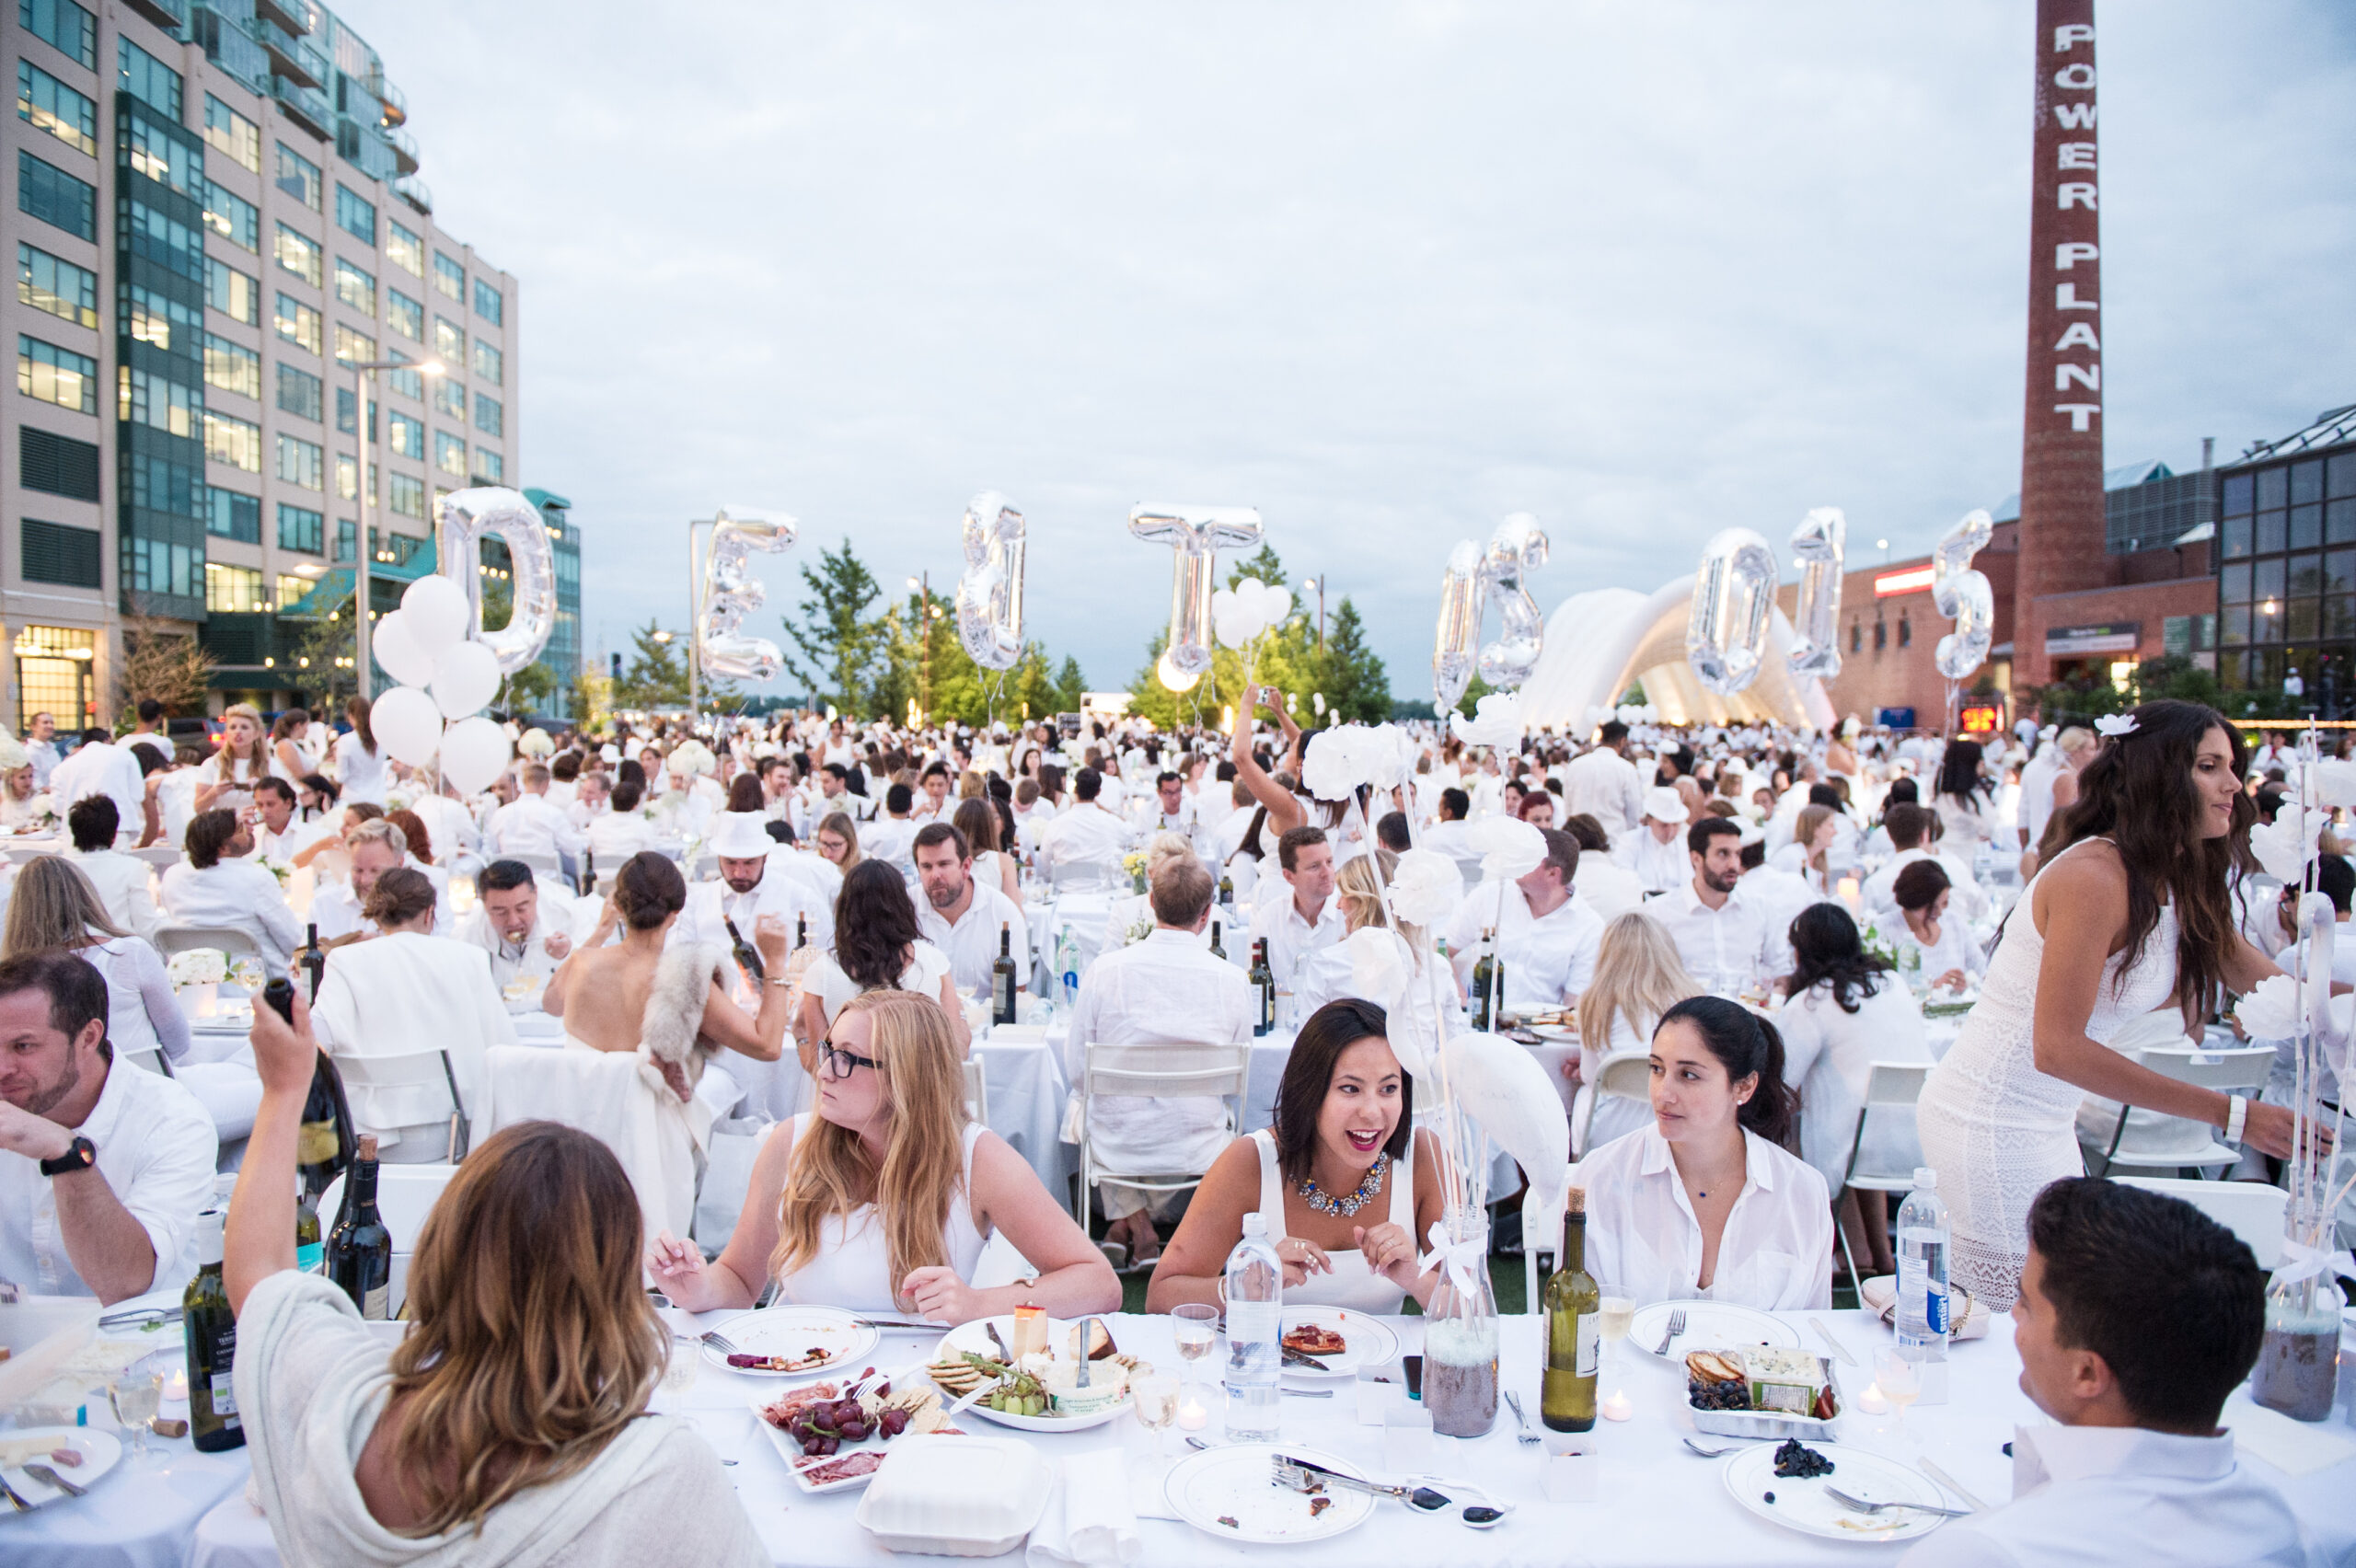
[338,0,2355,703]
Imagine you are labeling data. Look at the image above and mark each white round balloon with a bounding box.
[372,685,445,767]
[401,574,470,655]
[429,640,502,720]
[439,716,511,795]
[369,609,435,690]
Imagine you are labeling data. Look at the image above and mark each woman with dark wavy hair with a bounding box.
[1918,699,2310,1309]
[795,859,967,1066]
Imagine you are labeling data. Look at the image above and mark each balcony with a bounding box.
[394,174,431,214]
[336,114,397,181]
[369,73,406,128]
[253,0,308,34]
[191,6,271,94]
[125,0,188,31]
[251,15,327,89]
[272,74,333,140]
[386,123,419,175]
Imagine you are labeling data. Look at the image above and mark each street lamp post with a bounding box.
[1301,577,1326,651]
[906,572,934,723]
[349,357,444,698]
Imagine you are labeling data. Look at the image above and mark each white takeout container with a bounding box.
[854,1435,1052,1556]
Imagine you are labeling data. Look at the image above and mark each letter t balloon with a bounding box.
[1129,504,1265,692]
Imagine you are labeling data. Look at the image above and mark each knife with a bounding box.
[1279,1346,1329,1370]
[1919,1457,1991,1514]
[24,1462,84,1498]
[1808,1316,1857,1367]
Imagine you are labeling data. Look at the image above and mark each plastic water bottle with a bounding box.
[1222,1211,1283,1439]
[1895,1167,1951,1401]
[1057,928,1081,1015]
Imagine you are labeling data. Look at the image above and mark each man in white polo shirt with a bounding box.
[1613,785,1692,895]
[1648,815,1783,996]
[1446,827,1604,1013]
[912,822,1030,1007]
[1562,720,1646,838]
[1244,825,1346,981]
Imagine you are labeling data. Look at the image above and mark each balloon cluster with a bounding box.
[1432,513,1551,711]
[699,506,799,682]
[1684,527,1781,697]
[1785,507,1846,680]
[954,491,1027,673]
[367,572,512,794]
[1129,504,1265,693]
[1931,509,1995,682]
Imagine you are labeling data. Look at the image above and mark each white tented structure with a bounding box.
[1513,575,1836,736]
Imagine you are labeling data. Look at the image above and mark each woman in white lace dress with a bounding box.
[1918,702,2309,1309]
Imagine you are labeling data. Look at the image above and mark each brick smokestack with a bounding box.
[2014,0,2106,688]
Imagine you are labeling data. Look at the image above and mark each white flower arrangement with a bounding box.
[167,948,228,987]
[667,739,718,778]
[516,727,555,758]
[1450,692,1523,749]
[258,856,293,888]
[25,793,56,828]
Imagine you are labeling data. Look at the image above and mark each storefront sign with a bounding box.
[2044,621,2140,656]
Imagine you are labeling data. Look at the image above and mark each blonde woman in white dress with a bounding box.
[194,702,271,814]
[1573,910,1701,1157]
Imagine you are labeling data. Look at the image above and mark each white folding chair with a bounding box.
[963,1056,989,1126]
[1835,1061,1934,1297]
[1052,859,1115,893]
[130,847,181,868]
[1077,1039,1252,1239]
[2090,1046,2274,1178]
[1519,1162,1582,1311]
[333,1046,471,1163]
[154,925,261,960]
[2115,1175,2288,1271]
[507,849,562,881]
[317,1163,461,1317]
[1453,856,1484,893]
[1578,1053,1652,1157]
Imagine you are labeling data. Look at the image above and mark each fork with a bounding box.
[1652,1307,1687,1355]
[1826,1487,1974,1519]
[699,1330,741,1355]
[1681,1438,1741,1458]
[1503,1390,1541,1447]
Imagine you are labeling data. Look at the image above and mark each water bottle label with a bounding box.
[1926,1285,1950,1336]
[296,1242,323,1272]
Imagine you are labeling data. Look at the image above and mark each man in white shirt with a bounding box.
[1647,817,1783,995]
[248,777,334,864]
[310,819,449,943]
[1245,825,1347,981]
[1613,786,1692,894]
[912,822,1030,1005]
[1422,787,1476,859]
[1447,827,1605,1013]
[1862,803,1990,925]
[1145,770,1197,843]
[2015,725,2096,874]
[1035,767,1133,875]
[817,764,877,824]
[0,951,214,1301]
[64,797,159,938]
[1204,780,1261,866]
[1012,774,1058,856]
[158,808,304,974]
[860,783,921,867]
[456,859,579,989]
[1065,856,1250,1269]
[23,711,59,790]
[672,813,831,995]
[487,763,587,861]
[48,727,144,844]
[1562,721,1646,838]
[1899,1178,2307,1568]
[568,769,611,832]
[910,761,954,824]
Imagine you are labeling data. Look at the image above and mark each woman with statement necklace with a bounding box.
[1148,999,1447,1313]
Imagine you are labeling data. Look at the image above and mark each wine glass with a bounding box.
[1172,1302,1218,1369]
[661,1336,699,1399]
[1132,1372,1179,1457]
[109,1362,164,1458]
[1877,1349,1922,1446]
[1597,1292,1635,1410]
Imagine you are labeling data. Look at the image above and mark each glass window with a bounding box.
[2290,552,2324,597]
[2255,601,2283,643]
[115,38,181,120]
[2330,499,2356,547]
[2222,562,2252,605]
[202,332,260,399]
[433,251,464,301]
[2327,549,2356,599]
[20,0,95,68]
[472,393,502,438]
[334,183,375,247]
[2254,557,2285,604]
[2331,598,2356,640]
[275,361,321,421]
[18,149,95,240]
[335,455,379,503]
[275,223,321,286]
[2292,503,2323,552]
[120,110,197,196]
[276,502,323,554]
[388,471,426,519]
[204,487,260,542]
[386,288,422,341]
[276,432,323,490]
[275,143,321,211]
[121,279,196,348]
[205,256,259,324]
[471,339,502,386]
[388,410,423,459]
[433,315,462,361]
[2289,598,2320,640]
[2257,512,2286,555]
[472,277,502,325]
[204,562,267,614]
[2222,472,2254,516]
[18,242,96,329]
[201,179,258,252]
[2220,605,2249,646]
[17,332,94,412]
[2332,454,2356,501]
[2258,467,2288,512]
[274,293,322,355]
[2292,460,2325,507]
[203,409,261,471]
[334,257,375,317]
[119,195,203,280]
[433,430,466,478]
[384,352,421,400]
[116,365,198,435]
[17,60,96,156]
[387,219,423,277]
[334,386,374,438]
[433,376,465,419]
[202,95,260,173]
[475,449,502,484]
[332,323,375,365]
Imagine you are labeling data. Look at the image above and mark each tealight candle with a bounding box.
[1600,1390,1633,1422]
[1177,1395,1209,1432]
[1854,1381,1888,1414]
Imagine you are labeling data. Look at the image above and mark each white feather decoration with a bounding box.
[1441,1031,1571,1218]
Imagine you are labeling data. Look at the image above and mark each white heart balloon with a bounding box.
[401,574,471,657]
[369,609,435,690]
[438,715,512,795]
[372,685,445,767]
[429,640,502,720]
[1256,584,1292,626]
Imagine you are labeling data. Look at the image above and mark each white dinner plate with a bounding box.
[932,1315,1136,1431]
[1722,1441,1951,1544]
[1163,1442,1378,1545]
[0,1426,121,1513]
[702,1305,878,1378]
[1630,1299,1799,1360]
[1526,1022,1578,1043]
[1279,1308,1398,1379]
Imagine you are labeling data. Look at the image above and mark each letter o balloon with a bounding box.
[1685,527,1780,697]
[954,490,1026,673]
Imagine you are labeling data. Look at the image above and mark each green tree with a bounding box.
[614,618,691,709]
[1228,544,1287,589]
[283,594,360,709]
[781,538,884,712]
[1309,598,1393,723]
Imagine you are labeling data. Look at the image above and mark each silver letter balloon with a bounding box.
[1931,508,1995,682]
[1129,504,1265,693]
[433,487,557,675]
[699,506,799,681]
[1432,513,1551,710]
[1685,527,1780,696]
[1785,506,1846,679]
[954,490,1026,672]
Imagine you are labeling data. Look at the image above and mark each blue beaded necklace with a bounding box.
[1298,1151,1390,1217]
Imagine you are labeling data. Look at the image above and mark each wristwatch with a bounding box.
[39,1136,96,1177]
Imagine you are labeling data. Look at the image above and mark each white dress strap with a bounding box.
[1251,1129,1288,1243]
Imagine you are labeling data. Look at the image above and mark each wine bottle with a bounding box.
[294,1179,323,1273]
[1249,939,1275,1038]
[183,1211,245,1451]
[580,847,596,899]
[299,923,326,1004]
[991,922,1019,1025]
[1541,1185,1600,1432]
[324,1134,393,1320]
[286,975,355,1223]
[1218,871,1233,907]
[1471,928,1498,1032]
[1207,918,1226,963]
[725,914,766,985]
[794,912,808,950]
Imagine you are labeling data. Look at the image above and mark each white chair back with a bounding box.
[1076,1039,1251,1236]
[2115,1175,2288,1271]
[334,1046,467,1162]
[2091,1046,2274,1176]
[508,849,562,880]
[963,1057,988,1125]
[1052,860,1114,892]
[154,925,260,959]
[1579,1053,1652,1155]
[482,1044,704,1245]
[1519,1164,1581,1311]
[1833,1061,1934,1295]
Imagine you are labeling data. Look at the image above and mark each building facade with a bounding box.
[6,0,518,728]
[2214,404,2356,714]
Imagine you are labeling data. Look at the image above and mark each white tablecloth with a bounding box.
[156,1305,2356,1568]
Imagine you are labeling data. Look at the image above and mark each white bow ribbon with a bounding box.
[2269,1237,2356,1294]
[1418,1221,1487,1299]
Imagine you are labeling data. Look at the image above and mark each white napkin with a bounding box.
[1025,1448,1142,1568]
[2226,1390,2356,1478]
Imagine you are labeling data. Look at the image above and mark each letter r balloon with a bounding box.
[1931,509,1995,683]
[1129,504,1264,691]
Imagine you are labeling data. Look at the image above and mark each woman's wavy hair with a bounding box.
[2044,699,2253,1021]
[1783,902,1888,1015]
[1578,911,1699,1054]
[833,858,921,990]
[386,1121,664,1537]
[816,810,864,874]
[2,855,124,958]
[770,989,967,1307]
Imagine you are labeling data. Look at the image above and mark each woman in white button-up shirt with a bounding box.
[1580,995,1834,1309]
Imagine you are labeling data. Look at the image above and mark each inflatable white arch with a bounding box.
[1514,574,1836,735]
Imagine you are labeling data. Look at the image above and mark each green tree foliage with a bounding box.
[615,618,691,709]
[780,539,884,712]
[1125,538,1392,730]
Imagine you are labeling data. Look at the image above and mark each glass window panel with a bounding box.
[18,242,97,329]
[201,179,258,252]
[433,430,466,478]
[433,315,462,360]
[2223,562,2252,605]
[274,293,322,355]
[2223,472,2254,516]
[2257,512,2286,555]
[203,409,261,471]
[274,362,321,421]
[2330,596,2356,640]
[202,331,260,399]
[203,487,259,542]
[472,394,501,437]
[2289,598,2319,640]
[206,257,259,324]
[275,224,321,286]
[275,432,323,490]
[332,323,375,365]
[475,450,502,483]
[386,289,422,341]
[2255,602,2283,643]
[17,333,96,412]
[2329,499,2356,546]
[275,503,322,554]
[334,257,375,317]
[17,59,97,156]
[2292,460,2325,506]
[2332,454,2356,501]
[471,278,501,325]
[2222,515,2252,559]
[17,149,95,240]
[2258,467,2288,511]
[470,339,501,386]
[274,143,321,211]
[2289,552,2323,597]
[387,221,423,278]
[2255,558,2286,602]
[2292,504,2323,551]
[115,39,180,120]
[433,252,464,300]
[204,562,266,613]
[2327,549,2356,598]
[21,0,97,69]
[388,411,423,459]
[2221,605,2250,646]
[334,184,375,247]
[433,377,464,419]
[202,95,260,173]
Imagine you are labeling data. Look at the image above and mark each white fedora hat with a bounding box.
[1642,785,1691,825]
[710,812,777,860]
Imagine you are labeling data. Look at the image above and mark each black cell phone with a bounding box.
[261,976,296,1025]
[1403,1354,1423,1400]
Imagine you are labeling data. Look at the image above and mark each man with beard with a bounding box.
[672,813,831,1000]
[912,823,1030,1005]
[1648,815,1784,997]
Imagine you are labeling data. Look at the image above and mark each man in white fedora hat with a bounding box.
[670,812,831,997]
[1612,785,1691,896]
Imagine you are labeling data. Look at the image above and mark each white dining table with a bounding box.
[123,1303,2356,1568]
